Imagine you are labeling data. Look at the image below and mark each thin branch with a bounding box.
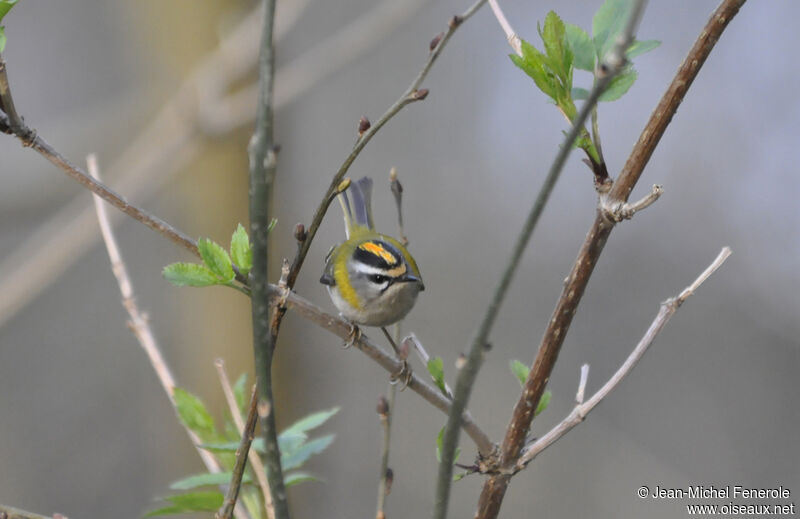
[217,386,260,519]
[375,380,397,519]
[270,285,493,455]
[286,0,489,290]
[515,248,731,470]
[0,0,426,330]
[216,360,275,519]
[0,504,54,519]
[88,155,250,519]
[247,1,288,518]
[0,53,24,133]
[477,2,746,517]
[211,0,431,134]
[0,103,198,254]
[433,4,647,517]
[87,154,219,473]
[487,0,521,56]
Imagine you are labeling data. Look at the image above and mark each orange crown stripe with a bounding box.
[359,241,398,265]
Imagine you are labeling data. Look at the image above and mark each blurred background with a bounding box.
[0,0,797,517]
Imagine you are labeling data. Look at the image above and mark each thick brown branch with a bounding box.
[475,1,746,518]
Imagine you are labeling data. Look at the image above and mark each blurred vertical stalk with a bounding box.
[248,0,289,518]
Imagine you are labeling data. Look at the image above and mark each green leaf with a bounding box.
[282,434,335,471]
[626,39,660,59]
[426,357,447,396]
[0,28,6,53]
[163,262,219,287]
[510,360,530,387]
[535,390,552,417]
[565,23,595,71]
[599,66,637,102]
[281,407,340,437]
[170,472,252,491]
[571,87,590,101]
[454,472,468,482]
[593,0,633,62]
[285,471,319,487]
[435,426,460,464]
[230,224,252,277]
[173,387,217,441]
[510,40,557,100]
[539,11,572,86]
[0,0,18,22]
[145,491,224,517]
[278,432,307,455]
[198,238,235,282]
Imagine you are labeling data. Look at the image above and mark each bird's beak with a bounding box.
[400,273,425,291]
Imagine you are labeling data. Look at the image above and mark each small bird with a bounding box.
[320,176,424,329]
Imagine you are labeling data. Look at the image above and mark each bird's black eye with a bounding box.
[369,274,389,284]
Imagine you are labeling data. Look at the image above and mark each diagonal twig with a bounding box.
[433,3,648,518]
[477,2,747,517]
[515,248,731,471]
[87,155,250,519]
[217,385,260,519]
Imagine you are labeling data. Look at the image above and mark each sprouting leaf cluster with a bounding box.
[0,0,18,52]
[510,0,659,169]
[163,222,273,291]
[146,375,338,517]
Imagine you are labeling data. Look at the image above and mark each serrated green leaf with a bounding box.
[539,11,572,86]
[510,360,530,387]
[599,66,637,102]
[282,407,340,437]
[163,262,219,287]
[593,0,633,62]
[0,0,18,22]
[426,357,447,396]
[285,471,319,487]
[170,472,252,491]
[145,491,224,517]
[232,373,248,415]
[571,87,590,100]
[510,39,557,100]
[565,23,595,72]
[535,390,552,417]
[626,39,660,59]
[230,224,252,277]
[174,388,217,441]
[198,238,235,282]
[282,434,335,471]
[435,426,460,464]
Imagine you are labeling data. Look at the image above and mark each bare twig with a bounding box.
[286,0,489,290]
[0,97,199,254]
[487,0,521,56]
[515,248,731,470]
[601,184,663,222]
[87,154,217,472]
[215,360,274,519]
[477,2,746,517]
[0,0,429,330]
[0,503,54,519]
[434,4,647,517]
[217,386,260,519]
[88,155,250,519]
[375,383,397,518]
[272,285,493,455]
